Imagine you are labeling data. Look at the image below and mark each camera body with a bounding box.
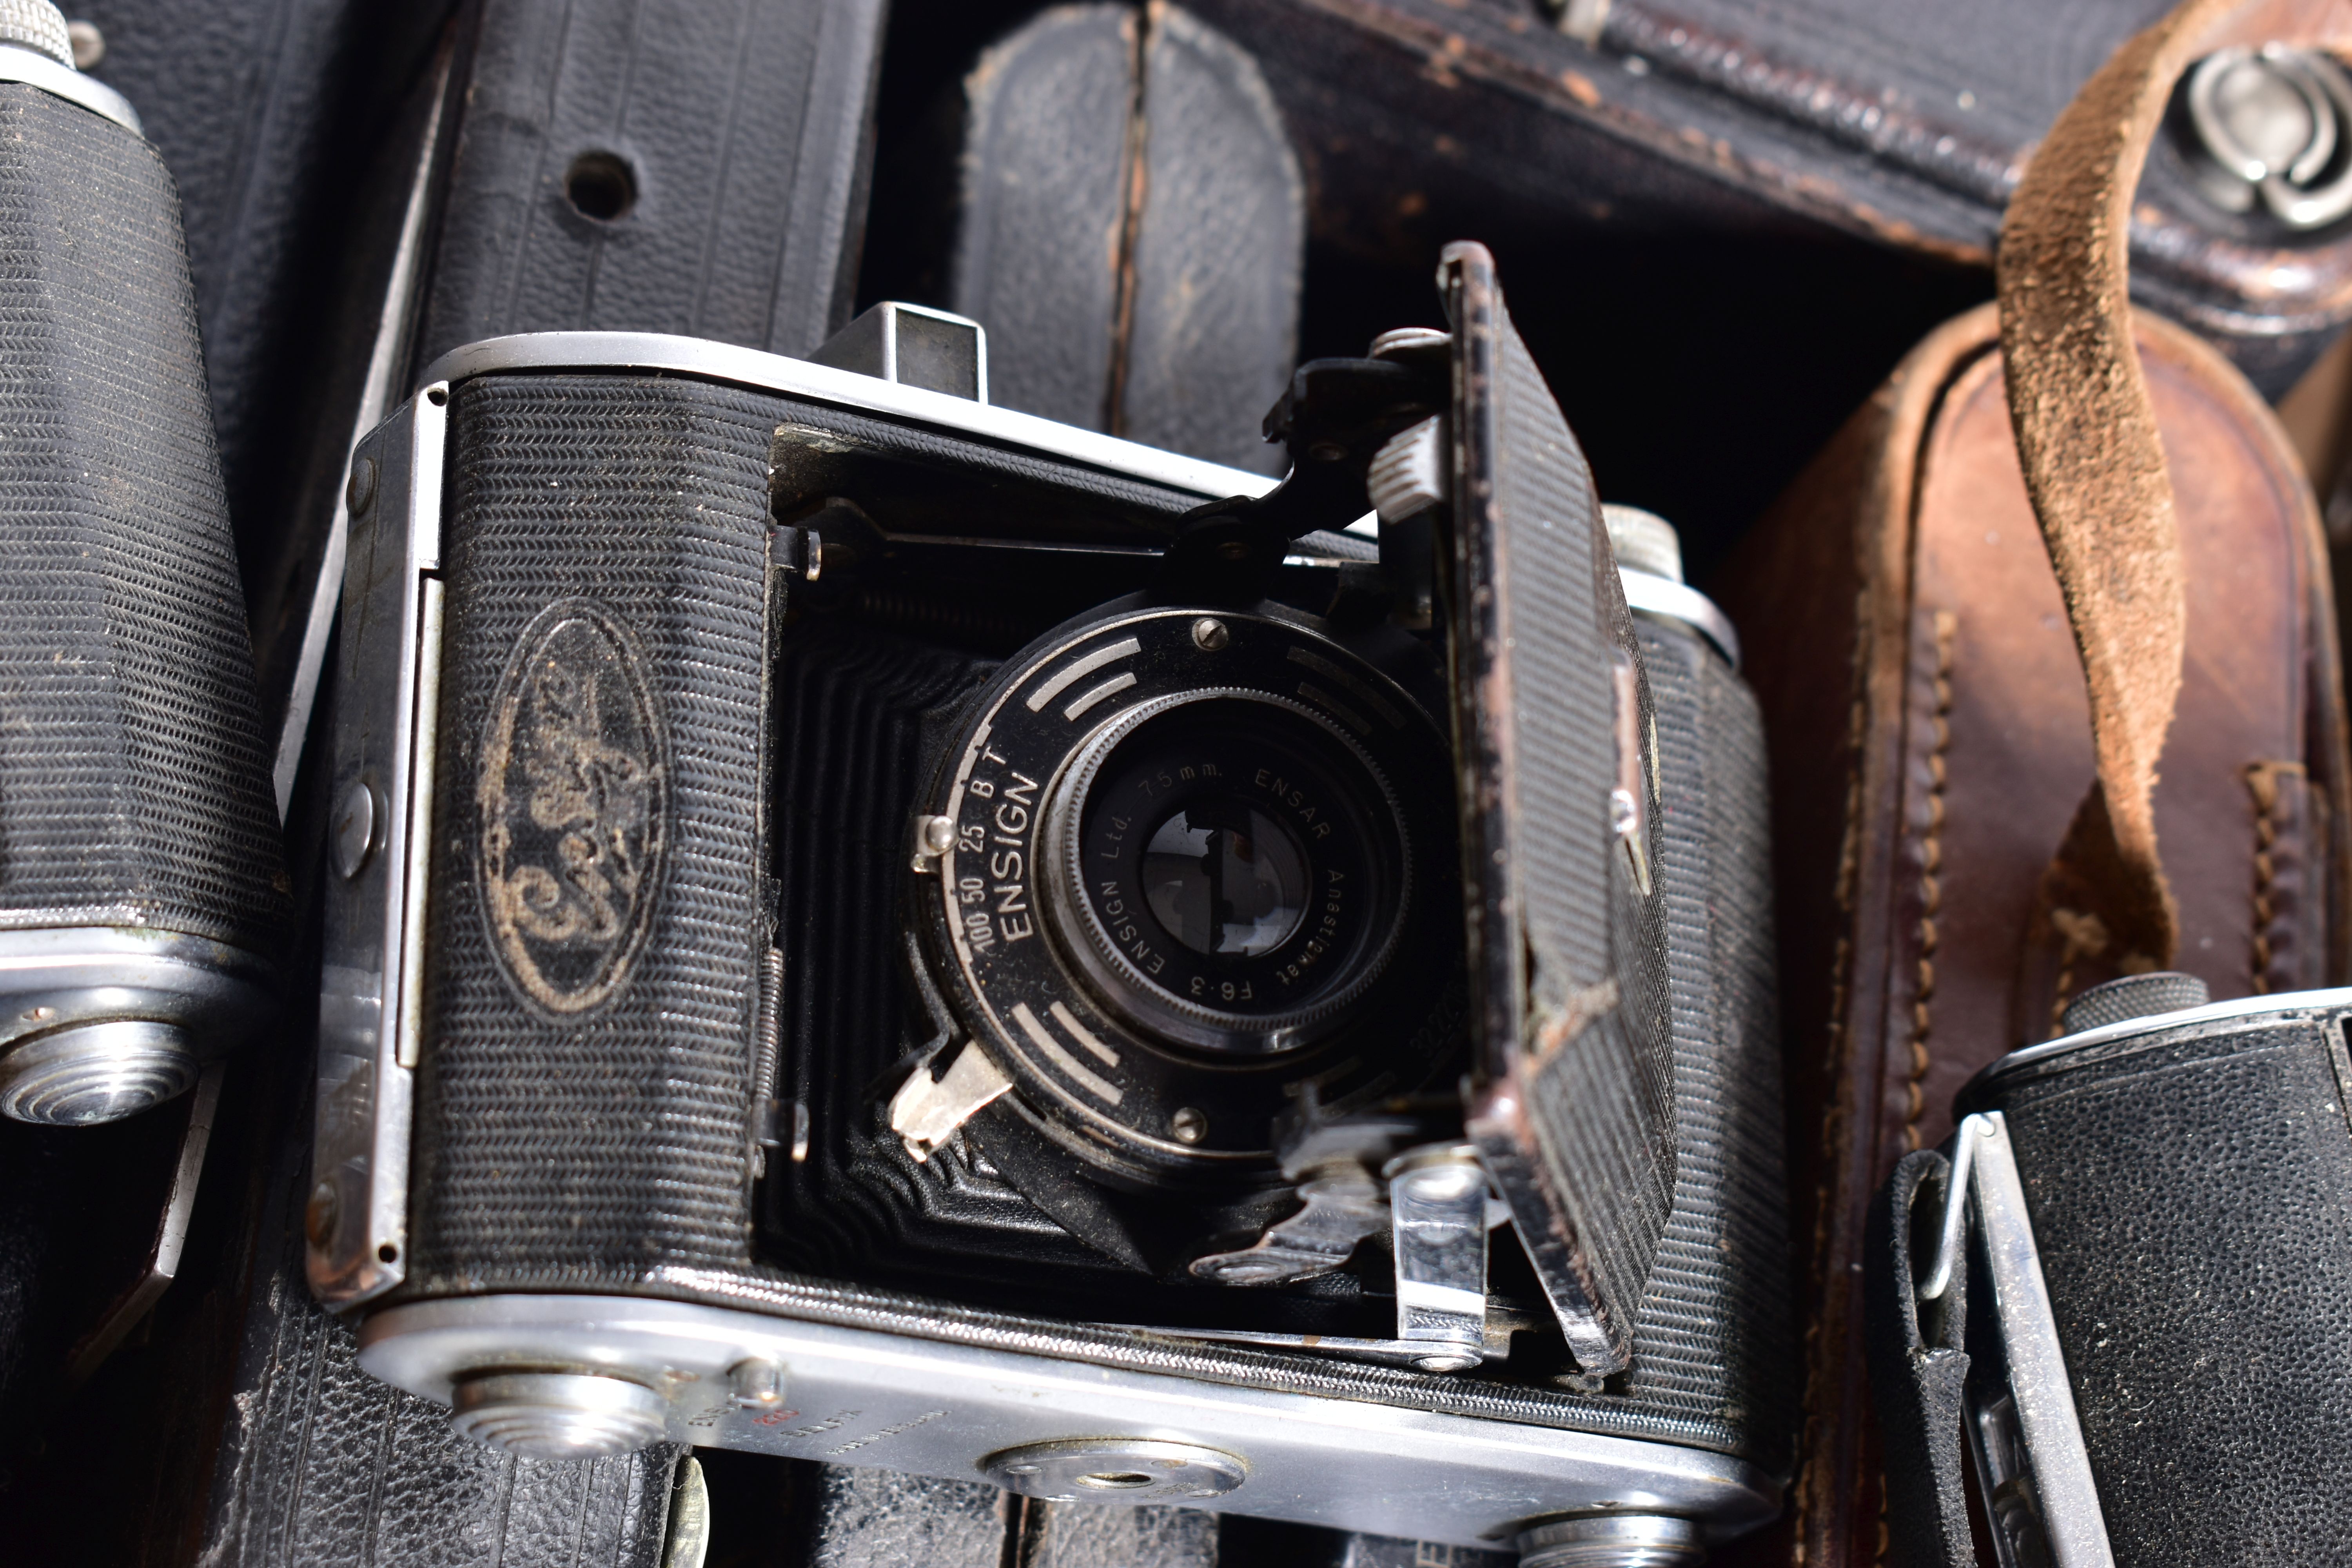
[0,11,286,1127]
[314,251,1790,1550]
[1875,976,2352,1566]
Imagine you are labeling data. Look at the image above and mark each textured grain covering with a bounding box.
[416,0,886,365]
[1975,1012,2352,1563]
[1448,240,1675,1368]
[1630,616,1793,1471]
[205,1189,681,1568]
[412,375,777,1282]
[0,83,286,952]
[1490,304,1677,1325]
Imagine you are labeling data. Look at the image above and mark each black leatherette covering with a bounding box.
[1966,1010,2352,1563]
[1632,615,1794,1476]
[1448,242,1675,1372]
[953,3,1301,475]
[415,0,886,369]
[0,82,286,951]
[205,1191,681,1568]
[414,374,776,1284]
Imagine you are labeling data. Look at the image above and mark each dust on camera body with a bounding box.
[311,248,1792,1555]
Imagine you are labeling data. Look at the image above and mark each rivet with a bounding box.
[332,780,380,880]
[726,1357,786,1409]
[345,455,377,517]
[305,1180,338,1247]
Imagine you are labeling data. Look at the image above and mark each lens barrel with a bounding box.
[913,604,1456,1184]
[1047,690,1410,1054]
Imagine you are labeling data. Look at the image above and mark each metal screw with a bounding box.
[345,455,377,517]
[332,780,379,880]
[2182,45,2352,229]
[450,1372,670,1458]
[66,18,101,69]
[911,813,955,873]
[304,1179,339,1247]
[1190,618,1229,652]
[1171,1106,1207,1143]
[726,1357,785,1410]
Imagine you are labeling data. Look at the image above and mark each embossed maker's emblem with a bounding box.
[479,599,667,1016]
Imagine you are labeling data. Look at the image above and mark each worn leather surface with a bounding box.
[1961,1010,2352,1565]
[952,2,1301,474]
[1995,0,2220,973]
[203,1266,681,1565]
[1717,301,2349,1566]
[415,0,886,367]
[1863,1150,1973,1568]
[953,6,1132,435]
[1187,0,2352,390]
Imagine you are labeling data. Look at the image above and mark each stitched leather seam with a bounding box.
[1904,611,1956,1154]
[2247,760,2306,995]
[2047,907,2111,1038]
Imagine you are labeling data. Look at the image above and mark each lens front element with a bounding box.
[1053,693,1406,1054]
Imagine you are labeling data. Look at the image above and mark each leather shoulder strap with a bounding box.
[1998,0,2352,967]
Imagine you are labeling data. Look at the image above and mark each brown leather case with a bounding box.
[1718,298,2351,1563]
[1717,5,2352,1553]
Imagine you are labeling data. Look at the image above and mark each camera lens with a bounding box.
[916,606,1457,1179]
[1047,690,1410,1055]
[1141,803,1308,958]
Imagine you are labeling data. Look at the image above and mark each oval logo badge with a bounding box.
[478,599,667,1017]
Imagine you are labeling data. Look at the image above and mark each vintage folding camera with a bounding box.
[1873,972,2352,1567]
[310,244,1791,1556]
[0,1,286,1127]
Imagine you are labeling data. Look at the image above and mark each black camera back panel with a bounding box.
[412,0,887,368]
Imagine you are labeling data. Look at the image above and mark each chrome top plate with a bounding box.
[1967,984,2352,1094]
[420,332,1278,507]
